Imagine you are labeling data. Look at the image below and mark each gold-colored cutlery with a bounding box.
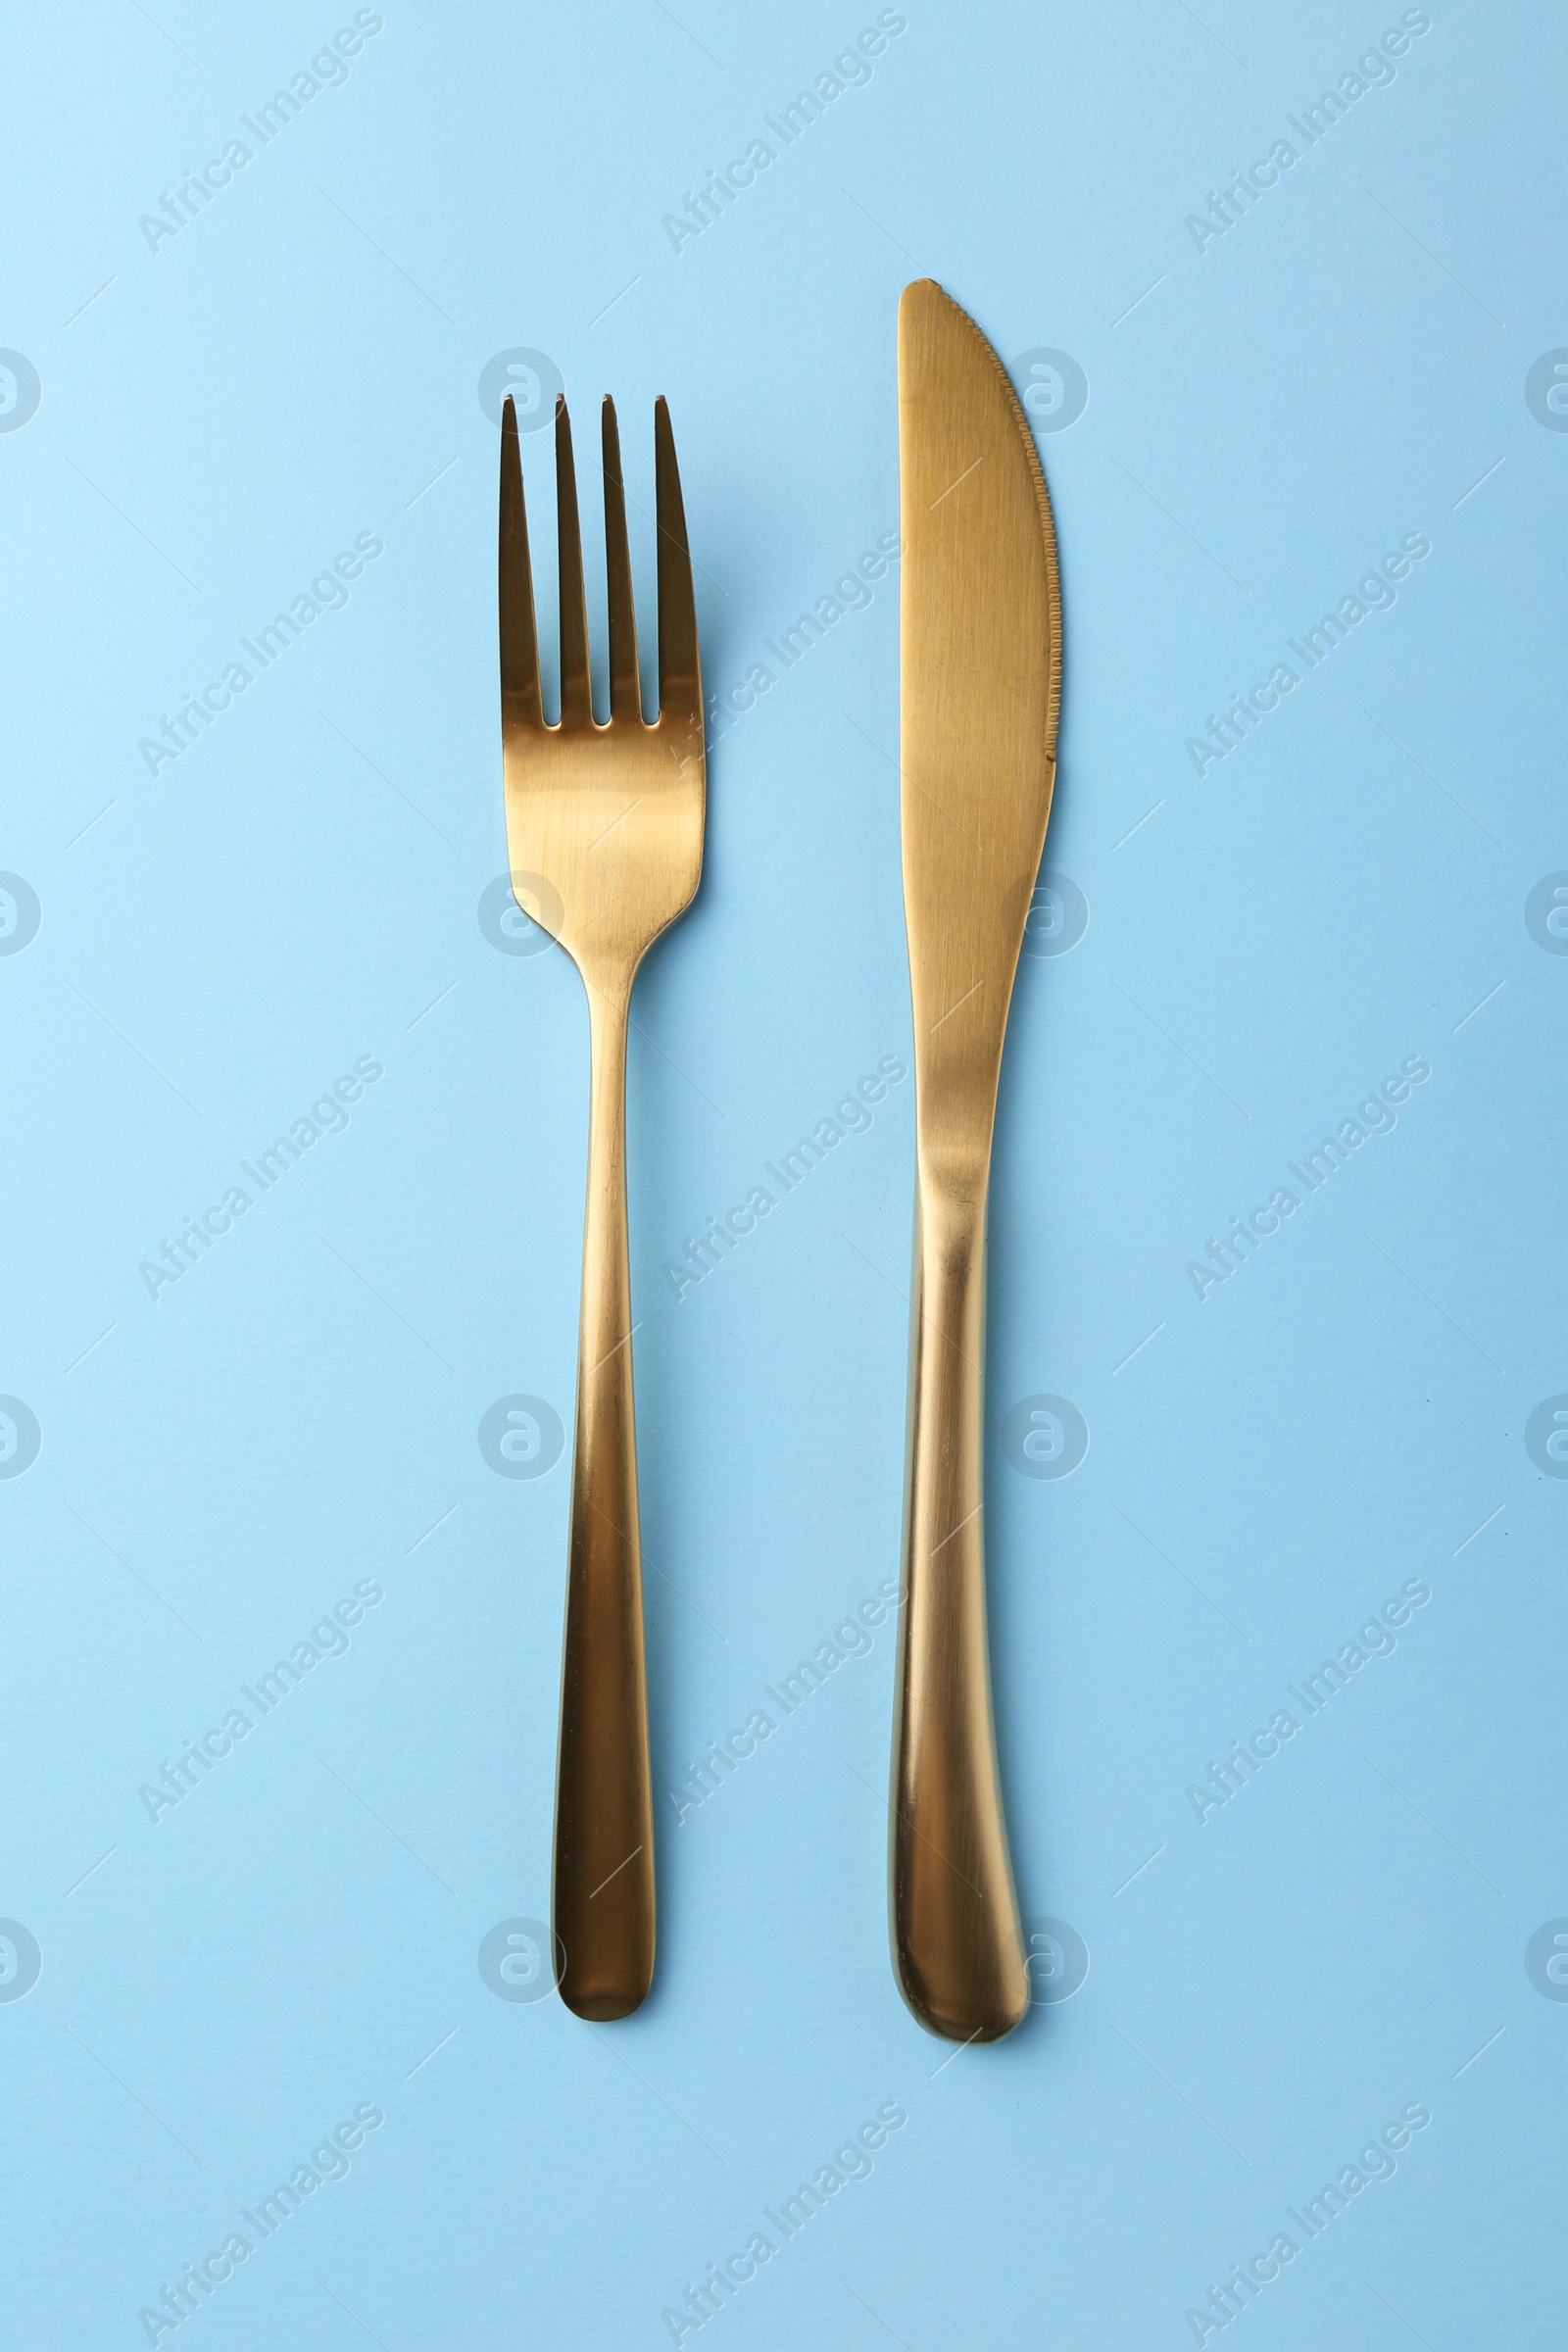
[890,279,1063,2042]
[498,390,704,2020]
[496,280,1063,2045]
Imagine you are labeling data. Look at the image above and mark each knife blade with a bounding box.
[890,277,1063,2042]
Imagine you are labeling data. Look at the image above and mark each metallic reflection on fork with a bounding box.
[498,389,704,2020]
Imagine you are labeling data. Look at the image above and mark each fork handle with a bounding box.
[891,1173,1029,2041]
[552,981,655,2020]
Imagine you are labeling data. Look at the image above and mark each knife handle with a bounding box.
[891,1173,1029,2041]
[553,982,656,2021]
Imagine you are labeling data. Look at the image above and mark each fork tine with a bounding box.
[654,396,701,720]
[601,397,641,722]
[556,396,592,730]
[499,395,542,732]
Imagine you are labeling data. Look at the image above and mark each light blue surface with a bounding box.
[3,3,1563,2344]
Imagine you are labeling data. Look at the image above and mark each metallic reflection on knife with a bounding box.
[890,278,1063,2042]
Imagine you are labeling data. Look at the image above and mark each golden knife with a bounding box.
[891,278,1063,2042]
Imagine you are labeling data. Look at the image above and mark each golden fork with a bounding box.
[498,390,704,2020]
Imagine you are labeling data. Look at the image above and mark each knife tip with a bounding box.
[900,275,948,316]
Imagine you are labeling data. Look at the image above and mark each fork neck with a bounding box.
[580,972,633,1209]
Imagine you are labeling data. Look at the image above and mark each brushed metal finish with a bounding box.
[499,391,704,2021]
[891,279,1063,2042]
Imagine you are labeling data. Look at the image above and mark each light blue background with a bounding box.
[3,2,1563,2344]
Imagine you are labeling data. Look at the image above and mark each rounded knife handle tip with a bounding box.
[553,1856,655,2023]
[892,1883,1030,2043]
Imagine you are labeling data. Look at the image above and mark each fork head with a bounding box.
[499,392,705,989]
